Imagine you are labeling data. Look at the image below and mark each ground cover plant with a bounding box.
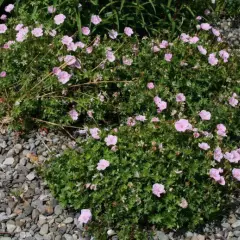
[0,1,240,239]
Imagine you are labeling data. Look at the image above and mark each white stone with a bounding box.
[3,157,14,165]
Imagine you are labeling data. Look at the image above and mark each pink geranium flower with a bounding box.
[15,24,24,31]
[105,135,118,146]
[52,67,61,75]
[189,36,199,44]
[175,119,190,132]
[0,14,7,21]
[147,82,155,89]
[214,147,223,162]
[108,30,118,39]
[90,128,101,139]
[5,4,14,13]
[127,117,136,126]
[176,93,186,102]
[0,71,7,78]
[200,23,211,30]
[219,50,229,62]
[152,45,160,53]
[208,53,218,66]
[49,29,57,37]
[57,71,71,84]
[61,35,73,45]
[180,33,190,42]
[197,45,207,55]
[64,55,76,65]
[135,115,146,122]
[228,95,238,107]
[164,53,172,62]
[82,27,90,36]
[106,50,115,62]
[232,169,240,181]
[151,117,160,122]
[152,183,166,197]
[210,168,222,181]
[78,209,92,224]
[54,14,66,25]
[48,6,56,13]
[216,124,227,137]
[198,142,210,150]
[122,56,133,66]
[97,159,110,171]
[179,198,188,208]
[0,24,7,34]
[16,27,29,42]
[91,15,102,25]
[199,110,211,120]
[159,40,169,48]
[31,28,43,37]
[124,27,133,37]
[212,28,220,37]
[69,109,78,121]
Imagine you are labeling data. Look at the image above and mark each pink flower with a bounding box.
[122,56,133,66]
[198,142,210,150]
[48,6,56,13]
[164,53,172,62]
[201,23,212,30]
[5,4,14,13]
[151,117,160,122]
[228,96,238,107]
[90,128,101,139]
[0,24,7,34]
[159,40,169,48]
[57,71,71,84]
[0,71,7,78]
[15,24,23,31]
[196,16,202,20]
[69,109,79,121]
[176,93,186,102]
[189,36,199,44]
[152,183,166,197]
[127,117,136,126]
[232,169,240,181]
[180,33,190,42]
[66,42,77,52]
[135,115,146,122]
[106,50,115,62]
[124,27,133,37]
[78,209,92,224]
[193,132,200,138]
[208,53,218,66]
[214,147,223,162]
[152,46,160,53]
[147,82,155,89]
[49,29,57,37]
[219,50,229,62]
[82,27,90,36]
[199,110,211,120]
[217,37,222,42]
[197,45,207,55]
[108,30,118,39]
[16,27,29,42]
[64,55,76,65]
[61,35,73,45]
[216,124,227,137]
[75,41,85,49]
[87,110,94,118]
[0,15,7,21]
[175,119,189,132]
[212,28,220,37]
[91,15,102,25]
[86,47,93,54]
[179,198,188,208]
[52,67,61,75]
[54,14,66,25]
[210,168,222,181]
[31,28,43,37]
[154,97,167,112]
[218,176,225,185]
[105,135,118,146]
[97,159,110,171]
